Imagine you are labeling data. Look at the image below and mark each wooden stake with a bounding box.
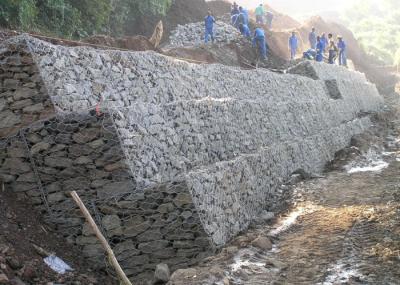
[70,191,133,285]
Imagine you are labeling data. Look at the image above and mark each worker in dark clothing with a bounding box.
[253,27,267,59]
[321,33,328,53]
[289,31,298,60]
[337,36,347,66]
[266,11,274,30]
[239,7,249,26]
[315,36,324,62]
[239,23,251,38]
[328,33,338,64]
[231,2,240,15]
[309,27,317,50]
[204,10,216,44]
[303,49,317,60]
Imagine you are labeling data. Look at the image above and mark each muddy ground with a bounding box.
[168,101,400,284]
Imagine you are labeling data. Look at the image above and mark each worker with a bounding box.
[337,36,347,66]
[231,2,240,15]
[303,49,317,60]
[255,4,264,24]
[328,33,338,64]
[309,27,317,50]
[321,33,328,53]
[232,13,240,28]
[239,6,249,26]
[289,31,298,60]
[239,23,251,38]
[204,10,216,44]
[266,11,274,30]
[253,26,267,59]
[315,36,324,62]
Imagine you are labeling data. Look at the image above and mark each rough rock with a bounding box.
[251,236,273,250]
[154,263,170,284]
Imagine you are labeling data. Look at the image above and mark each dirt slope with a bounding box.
[0,186,116,284]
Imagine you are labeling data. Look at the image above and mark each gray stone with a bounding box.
[154,263,170,283]
[76,236,99,245]
[114,240,140,260]
[0,110,21,129]
[2,158,31,174]
[30,141,51,154]
[173,193,193,207]
[101,215,122,236]
[16,172,36,183]
[22,103,44,113]
[4,79,20,89]
[0,98,7,112]
[121,255,149,267]
[47,192,65,204]
[97,181,133,199]
[124,221,151,238]
[75,156,92,165]
[13,87,37,100]
[72,128,100,144]
[10,99,33,110]
[157,203,174,213]
[82,244,104,257]
[138,240,169,253]
[251,236,273,251]
[137,230,163,242]
[44,157,73,168]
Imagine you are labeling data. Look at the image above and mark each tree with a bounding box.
[343,0,400,65]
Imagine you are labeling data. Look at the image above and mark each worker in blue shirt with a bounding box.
[309,27,317,50]
[239,23,251,38]
[239,7,249,26]
[315,36,324,62]
[321,33,328,53]
[289,31,298,60]
[204,10,216,44]
[337,36,347,66]
[253,27,267,59]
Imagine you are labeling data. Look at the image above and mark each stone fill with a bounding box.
[0,35,384,278]
[168,21,241,47]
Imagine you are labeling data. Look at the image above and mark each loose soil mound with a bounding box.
[164,38,290,71]
[85,35,155,51]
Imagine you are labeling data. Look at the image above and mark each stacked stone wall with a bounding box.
[0,49,54,137]
[0,35,385,279]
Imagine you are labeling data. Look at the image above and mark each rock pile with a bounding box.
[168,21,241,47]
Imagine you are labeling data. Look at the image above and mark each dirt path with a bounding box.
[168,122,400,285]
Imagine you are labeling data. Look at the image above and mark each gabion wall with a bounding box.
[0,35,385,279]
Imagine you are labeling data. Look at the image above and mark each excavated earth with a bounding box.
[167,97,400,284]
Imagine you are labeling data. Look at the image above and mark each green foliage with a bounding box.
[0,0,173,39]
[343,0,400,65]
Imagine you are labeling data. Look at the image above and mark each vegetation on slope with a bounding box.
[343,0,400,66]
[0,0,172,38]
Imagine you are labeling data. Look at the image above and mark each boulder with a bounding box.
[154,263,170,284]
[251,236,273,251]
